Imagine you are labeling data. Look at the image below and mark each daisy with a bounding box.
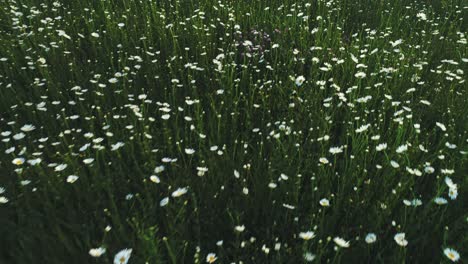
[20,124,36,132]
[376,143,387,151]
[444,177,457,189]
[365,233,377,244]
[319,198,330,207]
[333,237,350,248]
[394,233,408,247]
[89,247,106,257]
[299,231,315,240]
[13,132,26,140]
[396,144,408,153]
[234,225,245,232]
[434,197,448,205]
[154,165,165,173]
[83,158,94,164]
[114,248,132,264]
[444,248,460,262]
[159,197,169,207]
[448,188,458,200]
[171,187,188,198]
[66,175,79,183]
[295,75,305,86]
[184,148,195,155]
[329,146,343,154]
[354,72,366,79]
[149,175,160,183]
[303,252,316,262]
[206,253,217,263]
[319,157,329,164]
[55,164,68,172]
[12,158,25,166]
[0,197,8,204]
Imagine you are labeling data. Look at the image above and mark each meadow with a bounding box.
[0,0,466,263]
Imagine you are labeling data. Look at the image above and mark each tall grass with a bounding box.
[0,0,466,263]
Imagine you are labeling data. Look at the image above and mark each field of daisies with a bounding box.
[0,0,467,263]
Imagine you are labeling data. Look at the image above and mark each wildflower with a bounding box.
[396,144,408,153]
[333,237,350,248]
[159,197,169,207]
[12,158,25,166]
[390,160,400,168]
[197,167,208,177]
[20,124,36,132]
[435,122,447,131]
[329,146,343,154]
[0,197,8,204]
[234,225,245,232]
[354,72,366,79]
[185,148,195,155]
[66,175,79,183]
[394,233,408,247]
[444,248,460,262]
[434,197,448,205]
[89,247,106,257]
[114,248,132,264]
[83,158,94,164]
[304,252,316,262]
[13,133,25,140]
[319,157,329,164]
[319,198,330,207]
[295,76,305,86]
[154,165,165,173]
[299,231,315,240]
[444,177,457,189]
[416,12,427,21]
[206,253,217,263]
[27,158,41,165]
[365,233,377,244]
[376,143,387,151]
[448,188,458,200]
[149,175,160,183]
[55,164,68,172]
[171,187,188,197]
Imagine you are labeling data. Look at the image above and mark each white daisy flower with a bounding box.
[20,124,36,132]
[295,75,305,86]
[299,231,315,240]
[333,237,350,248]
[394,233,408,247]
[12,157,25,166]
[89,247,106,257]
[184,148,195,155]
[319,198,330,207]
[234,225,245,232]
[365,233,377,244]
[113,248,132,264]
[206,253,217,263]
[55,164,68,172]
[444,248,460,262]
[171,187,188,198]
[159,197,169,207]
[434,197,448,205]
[66,175,79,183]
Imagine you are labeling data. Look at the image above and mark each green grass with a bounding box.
[0,0,466,263]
